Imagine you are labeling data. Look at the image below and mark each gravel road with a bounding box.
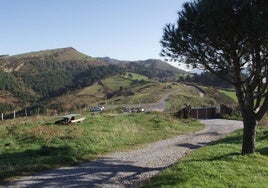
[5,119,243,188]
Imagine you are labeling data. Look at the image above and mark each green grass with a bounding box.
[77,83,103,96]
[102,73,149,92]
[219,89,238,103]
[143,126,268,188]
[166,86,239,113]
[0,113,203,182]
[121,72,149,81]
[102,76,133,91]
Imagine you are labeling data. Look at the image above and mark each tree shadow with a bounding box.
[256,147,268,156]
[212,132,243,145]
[175,137,242,166]
[176,142,210,150]
[4,157,164,187]
[257,129,268,141]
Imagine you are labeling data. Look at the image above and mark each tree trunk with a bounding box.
[242,117,256,155]
[235,85,257,155]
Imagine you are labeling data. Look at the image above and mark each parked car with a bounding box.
[122,107,145,113]
[91,106,104,112]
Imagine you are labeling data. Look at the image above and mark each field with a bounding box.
[143,125,268,188]
[0,112,203,182]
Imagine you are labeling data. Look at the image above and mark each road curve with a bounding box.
[5,119,243,188]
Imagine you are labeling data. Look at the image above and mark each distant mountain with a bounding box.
[97,57,124,65]
[98,57,186,78]
[130,59,186,74]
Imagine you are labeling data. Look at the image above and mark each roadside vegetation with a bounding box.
[143,125,268,188]
[0,112,203,183]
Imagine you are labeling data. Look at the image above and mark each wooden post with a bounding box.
[25,109,27,117]
[13,111,16,119]
[1,113,3,121]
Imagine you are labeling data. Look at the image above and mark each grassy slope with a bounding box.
[0,113,203,182]
[121,72,149,81]
[50,75,177,109]
[166,85,238,112]
[219,89,238,103]
[47,75,139,110]
[143,126,268,188]
[102,76,133,91]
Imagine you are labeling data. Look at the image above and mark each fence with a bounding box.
[1,109,57,120]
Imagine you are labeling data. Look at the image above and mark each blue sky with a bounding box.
[1,0,186,62]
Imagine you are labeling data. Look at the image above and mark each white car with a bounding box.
[91,106,104,112]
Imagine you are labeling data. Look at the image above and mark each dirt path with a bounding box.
[107,89,180,112]
[141,89,180,112]
[6,119,242,188]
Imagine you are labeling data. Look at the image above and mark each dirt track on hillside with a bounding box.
[106,88,180,112]
[6,119,243,188]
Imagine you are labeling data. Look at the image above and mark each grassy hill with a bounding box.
[0,48,119,114]
[46,73,154,111]
[0,48,187,116]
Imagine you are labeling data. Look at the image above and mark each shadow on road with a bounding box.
[7,158,164,188]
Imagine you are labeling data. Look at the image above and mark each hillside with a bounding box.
[0,47,185,115]
[0,48,119,113]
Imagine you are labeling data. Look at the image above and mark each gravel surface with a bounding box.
[5,119,243,188]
